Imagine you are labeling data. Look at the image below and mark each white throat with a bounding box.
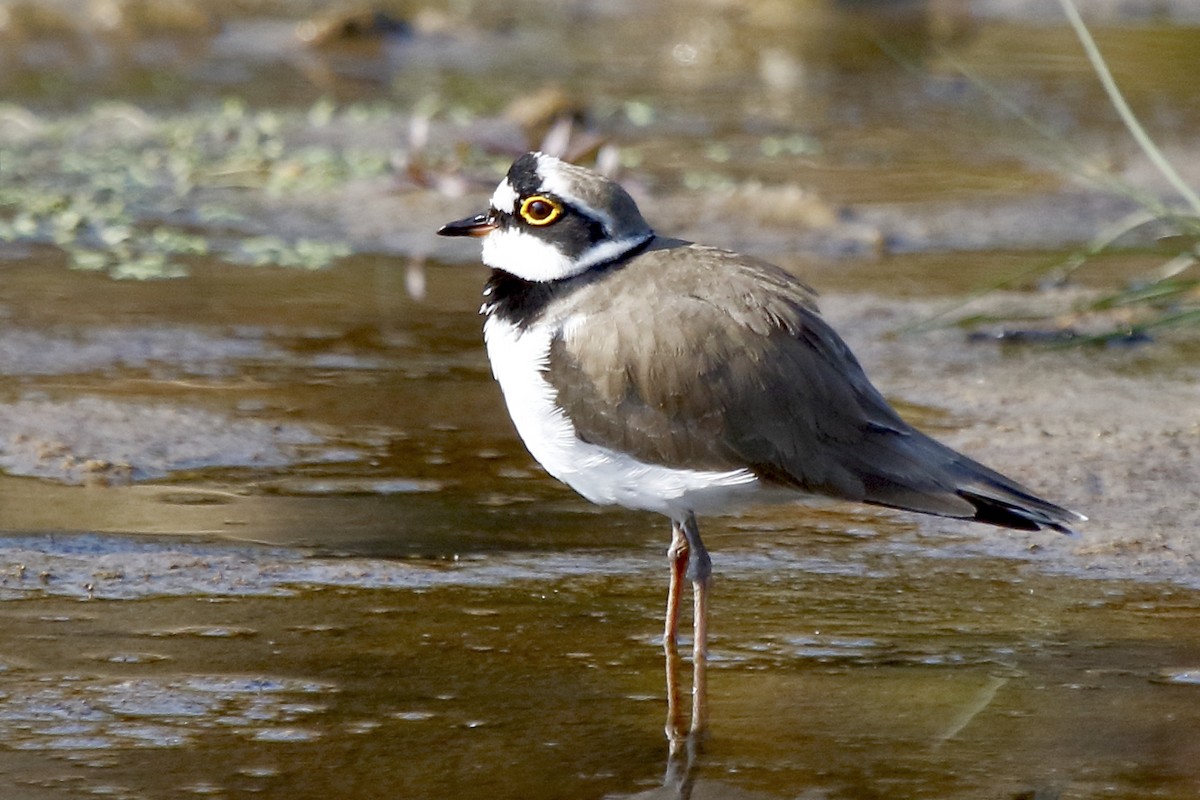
[481,228,651,282]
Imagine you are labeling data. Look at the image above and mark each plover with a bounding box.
[438,151,1083,663]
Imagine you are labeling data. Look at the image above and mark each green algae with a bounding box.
[0,99,393,278]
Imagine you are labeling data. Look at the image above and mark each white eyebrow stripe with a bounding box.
[534,157,615,235]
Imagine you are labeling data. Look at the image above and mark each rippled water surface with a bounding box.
[1,247,1197,799]
[1,528,1199,799]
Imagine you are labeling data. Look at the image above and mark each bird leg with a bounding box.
[678,512,710,734]
[677,512,711,660]
[664,519,690,646]
[663,513,711,744]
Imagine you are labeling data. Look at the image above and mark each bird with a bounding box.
[438,151,1084,667]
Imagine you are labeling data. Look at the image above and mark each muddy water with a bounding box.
[2,542,1200,800]
[2,1,1200,798]
[1,248,1197,799]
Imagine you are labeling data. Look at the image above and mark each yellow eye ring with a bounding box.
[519,195,563,226]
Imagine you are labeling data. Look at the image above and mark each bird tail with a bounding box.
[954,482,1084,534]
[851,431,1085,535]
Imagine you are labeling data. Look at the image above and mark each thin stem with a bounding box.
[1057,0,1200,216]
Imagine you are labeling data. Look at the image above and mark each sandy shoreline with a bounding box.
[824,293,1199,587]
[1,286,1194,588]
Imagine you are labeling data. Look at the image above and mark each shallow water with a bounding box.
[1,246,1197,799]
[1,1,1199,798]
[0,531,1199,799]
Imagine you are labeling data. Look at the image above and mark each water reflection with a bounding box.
[660,641,705,800]
[0,526,1197,797]
[0,239,1198,796]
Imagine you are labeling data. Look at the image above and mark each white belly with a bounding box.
[483,316,759,518]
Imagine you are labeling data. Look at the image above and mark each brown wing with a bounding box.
[546,240,1080,531]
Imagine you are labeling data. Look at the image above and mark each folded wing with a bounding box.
[546,242,1082,533]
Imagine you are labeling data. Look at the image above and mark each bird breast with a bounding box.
[482,314,759,517]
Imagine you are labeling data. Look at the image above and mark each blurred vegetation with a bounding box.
[1049,0,1200,344]
[0,98,387,278]
[922,0,1199,346]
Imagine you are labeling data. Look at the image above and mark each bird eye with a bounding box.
[519,195,563,226]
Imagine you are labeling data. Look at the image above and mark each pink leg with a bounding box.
[664,520,689,646]
[690,575,709,735]
[664,514,711,739]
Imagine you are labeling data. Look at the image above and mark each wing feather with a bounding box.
[544,239,1080,531]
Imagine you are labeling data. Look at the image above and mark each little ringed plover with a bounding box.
[438,151,1083,661]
